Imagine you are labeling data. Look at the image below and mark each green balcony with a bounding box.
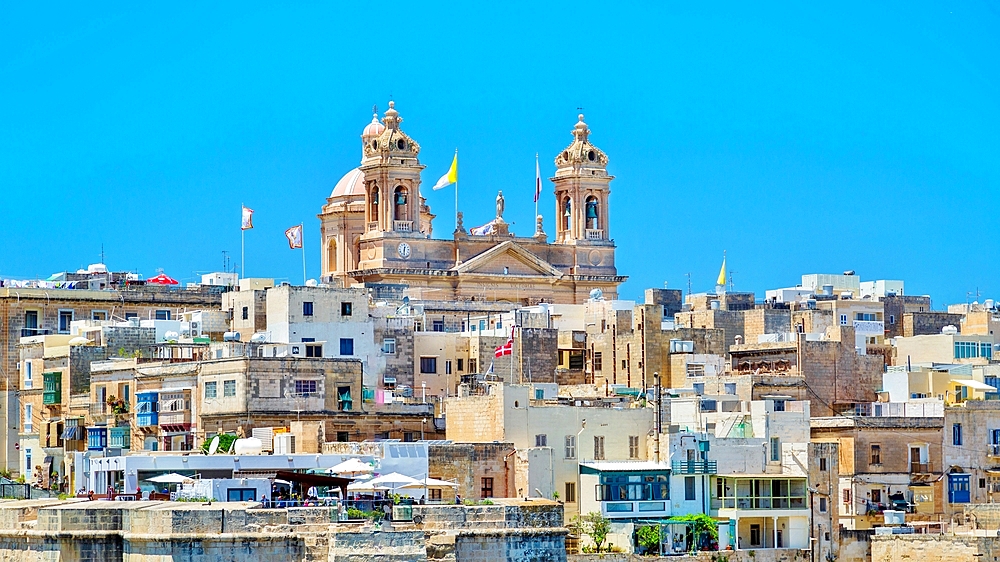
[42,372,62,405]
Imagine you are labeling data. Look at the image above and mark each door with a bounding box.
[910,447,921,471]
[949,474,971,503]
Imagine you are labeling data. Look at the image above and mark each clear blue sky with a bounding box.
[2,2,997,307]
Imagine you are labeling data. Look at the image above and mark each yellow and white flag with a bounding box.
[716,255,727,286]
[241,206,254,230]
[433,152,458,190]
[285,224,303,249]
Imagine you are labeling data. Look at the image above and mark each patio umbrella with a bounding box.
[147,273,179,285]
[328,458,374,476]
[146,473,193,484]
[366,472,421,492]
[400,477,459,489]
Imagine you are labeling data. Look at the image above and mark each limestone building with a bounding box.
[318,103,625,304]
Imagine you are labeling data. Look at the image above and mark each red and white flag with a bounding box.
[284,224,303,249]
[241,206,254,230]
[494,325,517,358]
[533,154,542,203]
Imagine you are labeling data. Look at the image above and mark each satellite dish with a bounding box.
[208,435,220,455]
[402,296,410,304]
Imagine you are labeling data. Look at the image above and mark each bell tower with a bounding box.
[552,114,613,244]
[359,101,426,238]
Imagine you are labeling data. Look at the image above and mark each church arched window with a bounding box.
[585,196,599,230]
[369,186,380,224]
[394,186,408,221]
[562,197,572,232]
[327,239,337,274]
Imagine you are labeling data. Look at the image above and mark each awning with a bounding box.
[61,426,80,440]
[951,379,996,391]
[274,470,352,497]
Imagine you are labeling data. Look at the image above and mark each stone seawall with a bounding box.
[0,498,568,562]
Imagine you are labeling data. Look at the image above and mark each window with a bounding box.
[429,488,442,501]
[534,388,544,400]
[564,435,576,459]
[306,344,323,357]
[569,352,584,370]
[594,435,605,460]
[535,434,547,447]
[565,482,577,503]
[954,423,963,446]
[339,338,354,355]
[295,380,317,395]
[629,436,640,459]
[227,488,257,502]
[302,302,314,316]
[855,312,877,321]
[820,497,828,512]
[724,383,736,395]
[889,314,895,325]
[481,477,494,498]
[125,312,138,320]
[341,302,352,316]
[819,457,828,471]
[843,488,851,504]
[420,357,437,374]
[24,403,32,433]
[223,380,236,397]
[870,444,882,465]
[24,310,38,329]
[445,360,452,375]
[155,310,171,320]
[92,310,107,321]
[403,432,414,442]
[336,431,349,442]
[593,352,602,372]
[457,358,464,371]
[382,338,396,354]
[24,362,32,389]
[242,307,248,320]
[839,314,847,326]
[432,320,444,332]
[469,359,477,373]
[685,476,696,501]
[770,437,781,462]
[58,309,74,333]
[773,400,786,412]
[337,386,353,411]
[622,359,627,370]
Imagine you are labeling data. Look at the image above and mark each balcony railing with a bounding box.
[910,462,930,474]
[159,410,191,426]
[393,220,412,232]
[585,229,604,240]
[853,320,885,335]
[89,403,108,419]
[989,445,1000,457]
[20,328,52,337]
[671,460,718,474]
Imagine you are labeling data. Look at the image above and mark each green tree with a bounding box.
[673,513,719,551]
[637,524,662,554]
[576,511,612,553]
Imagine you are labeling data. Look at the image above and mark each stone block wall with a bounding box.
[903,312,964,337]
[429,442,515,501]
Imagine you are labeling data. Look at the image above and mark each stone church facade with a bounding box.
[318,102,625,305]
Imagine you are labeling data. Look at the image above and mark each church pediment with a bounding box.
[453,241,564,278]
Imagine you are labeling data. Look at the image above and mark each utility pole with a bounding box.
[654,372,662,464]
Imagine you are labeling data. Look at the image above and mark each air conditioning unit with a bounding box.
[274,433,296,455]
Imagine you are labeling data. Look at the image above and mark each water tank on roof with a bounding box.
[224,331,241,342]
[942,325,959,335]
[821,285,834,296]
[233,437,263,456]
[87,263,108,274]
[250,332,269,343]
[589,288,604,301]
[305,279,318,287]
[986,299,995,310]
[840,291,853,300]
[806,299,817,310]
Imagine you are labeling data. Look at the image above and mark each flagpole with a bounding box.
[454,148,459,233]
[300,223,307,286]
[241,203,245,280]
[534,153,539,224]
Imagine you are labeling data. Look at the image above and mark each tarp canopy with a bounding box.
[951,379,996,391]
[146,473,193,484]
[400,477,459,489]
[328,458,373,475]
[147,273,179,285]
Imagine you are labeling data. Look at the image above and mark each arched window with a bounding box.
[562,197,572,232]
[394,186,408,221]
[369,186,380,224]
[585,196,599,230]
[327,239,337,274]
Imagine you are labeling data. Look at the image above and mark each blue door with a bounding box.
[948,474,971,503]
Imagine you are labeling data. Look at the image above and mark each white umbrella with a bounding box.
[367,472,421,491]
[146,473,194,484]
[347,480,389,492]
[328,458,373,475]
[400,477,459,489]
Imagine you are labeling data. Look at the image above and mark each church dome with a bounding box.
[362,112,385,140]
[330,167,365,198]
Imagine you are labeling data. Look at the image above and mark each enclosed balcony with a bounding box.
[42,372,62,405]
[136,392,158,427]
